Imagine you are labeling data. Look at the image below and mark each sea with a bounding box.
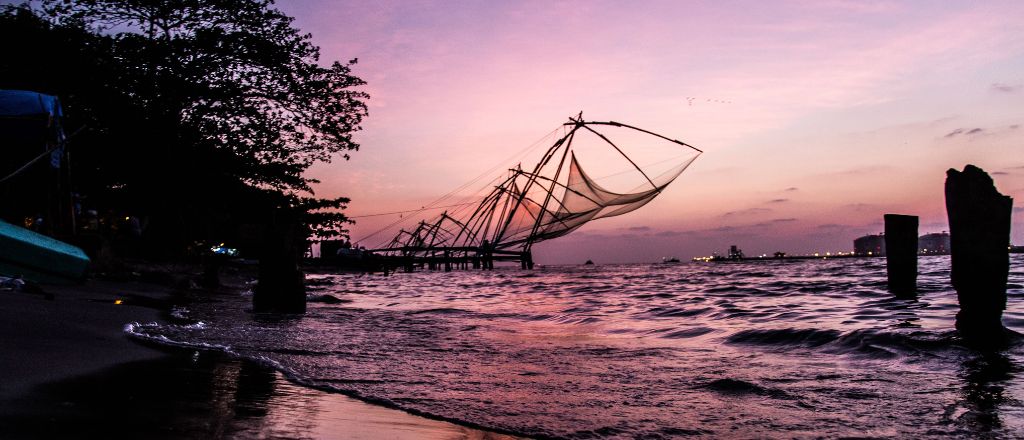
[127,255,1024,439]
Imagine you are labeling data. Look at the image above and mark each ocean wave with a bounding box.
[124,256,1024,439]
[661,327,715,339]
[406,307,472,315]
[700,378,796,400]
[726,328,842,348]
[726,326,963,359]
[124,321,229,351]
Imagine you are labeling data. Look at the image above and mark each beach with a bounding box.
[0,270,517,439]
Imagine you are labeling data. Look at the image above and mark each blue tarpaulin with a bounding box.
[0,90,63,118]
[0,90,66,179]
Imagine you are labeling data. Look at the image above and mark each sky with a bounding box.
[276,0,1024,264]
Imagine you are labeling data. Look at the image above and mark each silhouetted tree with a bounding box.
[1,1,367,256]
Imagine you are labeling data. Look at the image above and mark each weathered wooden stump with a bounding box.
[884,214,918,297]
[253,210,306,314]
[945,165,1013,341]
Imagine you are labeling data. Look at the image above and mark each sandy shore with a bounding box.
[0,274,518,439]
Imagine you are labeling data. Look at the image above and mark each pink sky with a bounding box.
[279,0,1024,263]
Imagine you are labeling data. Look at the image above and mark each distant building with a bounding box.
[854,234,885,256]
[919,232,950,255]
[728,245,744,260]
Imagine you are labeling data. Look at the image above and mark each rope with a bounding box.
[347,201,480,219]
[0,146,59,185]
[351,126,562,245]
[0,125,84,185]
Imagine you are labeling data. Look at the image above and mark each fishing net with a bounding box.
[376,118,701,254]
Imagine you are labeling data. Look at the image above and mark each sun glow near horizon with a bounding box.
[285,0,1024,263]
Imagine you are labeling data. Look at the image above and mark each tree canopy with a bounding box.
[1,1,368,256]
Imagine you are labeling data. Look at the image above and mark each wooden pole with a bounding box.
[884,214,918,297]
[253,208,306,314]
[945,165,1013,342]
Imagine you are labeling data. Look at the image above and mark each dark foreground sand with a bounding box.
[0,277,517,439]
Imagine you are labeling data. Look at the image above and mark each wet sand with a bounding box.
[0,277,517,439]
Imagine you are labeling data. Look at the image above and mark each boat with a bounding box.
[1,90,89,283]
[584,259,594,265]
[662,257,681,264]
[0,219,90,283]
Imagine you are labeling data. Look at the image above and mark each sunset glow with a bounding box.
[283,0,1024,263]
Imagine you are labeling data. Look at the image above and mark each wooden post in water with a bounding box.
[523,250,534,270]
[884,214,918,297]
[482,240,493,270]
[945,165,1013,341]
[253,208,306,314]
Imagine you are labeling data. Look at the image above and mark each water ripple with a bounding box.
[129,255,1024,439]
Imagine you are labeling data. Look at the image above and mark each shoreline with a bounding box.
[0,273,518,439]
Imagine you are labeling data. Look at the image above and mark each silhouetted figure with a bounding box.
[884,214,918,297]
[945,165,1013,343]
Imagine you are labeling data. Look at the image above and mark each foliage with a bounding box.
[1,1,368,254]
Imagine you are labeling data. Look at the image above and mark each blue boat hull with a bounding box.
[0,220,90,283]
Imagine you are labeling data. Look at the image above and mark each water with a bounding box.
[129,256,1024,438]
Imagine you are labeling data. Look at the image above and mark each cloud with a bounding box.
[945,127,988,138]
[992,171,1009,175]
[626,226,651,232]
[816,223,847,229]
[784,187,799,192]
[991,83,1022,93]
[833,165,893,176]
[842,203,877,211]
[655,230,692,237]
[721,207,773,218]
[767,198,789,203]
[753,218,798,227]
[1014,207,1024,214]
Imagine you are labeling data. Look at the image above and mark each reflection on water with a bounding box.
[131,255,1024,438]
[0,352,518,439]
[954,352,1022,435]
